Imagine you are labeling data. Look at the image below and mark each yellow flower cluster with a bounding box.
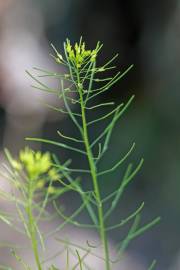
[10,147,59,193]
[65,39,97,68]
[19,147,52,179]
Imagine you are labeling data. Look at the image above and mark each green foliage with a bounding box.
[0,37,160,270]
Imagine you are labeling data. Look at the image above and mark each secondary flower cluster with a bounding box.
[10,147,59,192]
[19,148,51,179]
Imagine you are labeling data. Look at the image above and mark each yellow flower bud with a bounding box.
[36,179,45,189]
[11,160,22,171]
[48,168,59,181]
[47,186,56,194]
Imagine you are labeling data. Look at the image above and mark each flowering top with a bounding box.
[65,39,96,68]
[7,147,59,193]
[19,147,52,179]
[52,38,101,69]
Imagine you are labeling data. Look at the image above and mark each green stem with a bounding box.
[27,187,42,270]
[77,72,110,270]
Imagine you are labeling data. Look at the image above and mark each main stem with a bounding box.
[27,188,42,270]
[78,79,110,270]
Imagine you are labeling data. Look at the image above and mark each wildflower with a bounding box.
[51,44,64,64]
[66,39,72,53]
[48,168,59,181]
[19,147,51,179]
[11,160,22,171]
[36,179,45,189]
[65,38,98,68]
[47,186,56,194]
[90,50,97,62]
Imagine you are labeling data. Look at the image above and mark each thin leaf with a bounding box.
[26,137,86,155]
[148,260,157,270]
[106,202,144,231]
[98,143,135,176]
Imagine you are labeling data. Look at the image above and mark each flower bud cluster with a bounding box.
[10,147,59,193]
[65,39,97,68]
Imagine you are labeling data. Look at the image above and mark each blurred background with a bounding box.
[0,0,180,269]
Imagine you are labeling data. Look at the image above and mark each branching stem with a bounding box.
[27,184,42,270]
[77,70,111,270]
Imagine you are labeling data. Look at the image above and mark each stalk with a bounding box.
[77,72,111,270]
[27,185,42,270]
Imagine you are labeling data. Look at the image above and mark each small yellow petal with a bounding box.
[37,179,45,189]
[47,186,56,194]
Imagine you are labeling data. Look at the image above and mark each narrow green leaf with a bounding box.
[130,217,161,240]
[116,214,141,259]
[106,202,144,231]
[26,137,86,155]
[148,260,157,270]
[98,143,135,176]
